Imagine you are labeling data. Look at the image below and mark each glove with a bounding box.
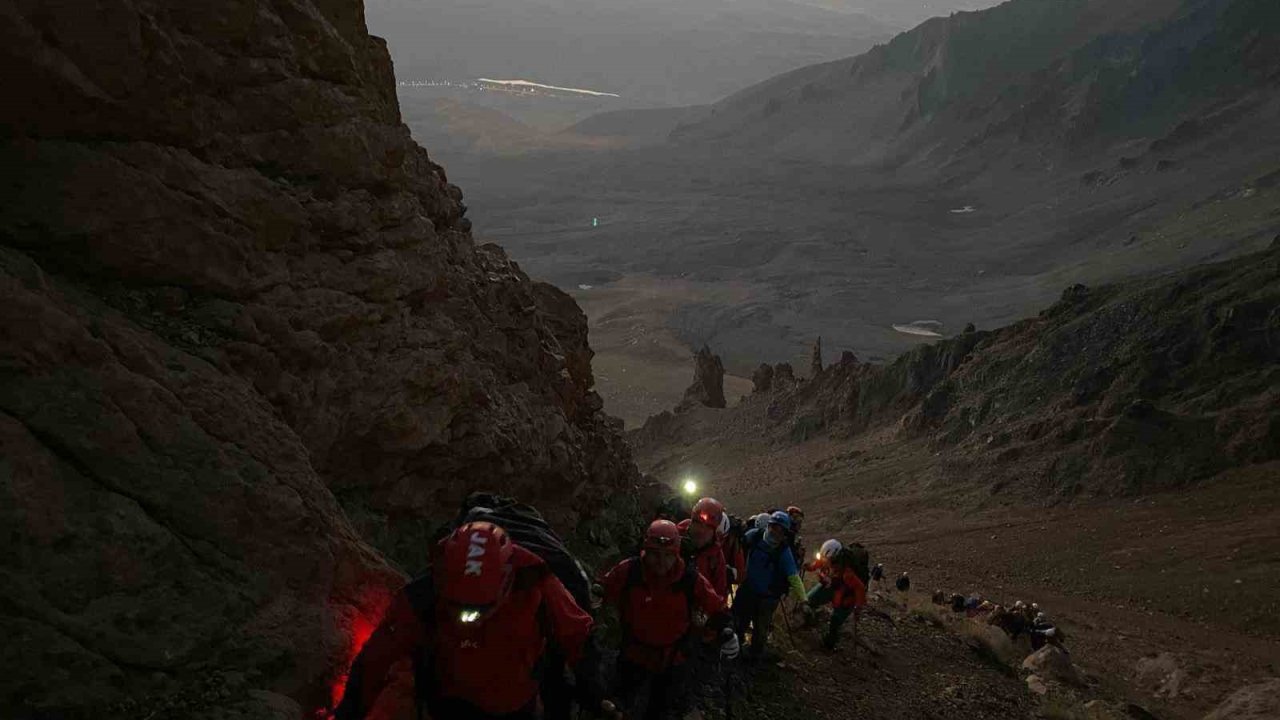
[719,628,740,660]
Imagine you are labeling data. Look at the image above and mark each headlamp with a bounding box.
[682,479,698,495]
[459,609,482,624]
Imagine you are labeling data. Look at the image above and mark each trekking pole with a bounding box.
[851,609,859,658]
[721,654,735,720]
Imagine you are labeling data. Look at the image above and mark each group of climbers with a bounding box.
[931,590,1066,650]
[330,492,875,720]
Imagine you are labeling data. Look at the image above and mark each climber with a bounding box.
[870,562,885,584]
[931,589,947,605]
[802,543,868,650]
[895,571,911,592]
[720,513,748,591]
[804,538,843,577]
[332,521,614,720]
[734,511,807,663]
[601,520,736,720]
[682,497,731,597]
[786,505,807,571]
[1029,612,1066,651]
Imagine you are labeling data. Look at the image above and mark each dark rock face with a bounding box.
[811,336,824,377]
[0,1,639,717]
[680,345,727,409]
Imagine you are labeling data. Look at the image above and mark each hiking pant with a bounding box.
[615,658,688,720]
[540,647,572,720]
[733,590,779,660]
[805,585,853,647]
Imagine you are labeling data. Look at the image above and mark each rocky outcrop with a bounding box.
[752,363,775,393]
[679,345,726,409]
[774,362,798,389]
[811,336,824,377]
[0,1,639,718]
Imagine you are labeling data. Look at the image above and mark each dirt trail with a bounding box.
[701,591,1038,720]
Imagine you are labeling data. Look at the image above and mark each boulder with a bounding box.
[1203,678,1280,720]
[1026,675,1049,696]
[1135,652,1186,700]
[1022,645,1082,686]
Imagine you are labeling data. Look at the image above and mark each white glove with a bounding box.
[719,630,740,660]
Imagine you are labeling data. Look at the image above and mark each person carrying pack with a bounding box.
[448,493,598,719]
[601,520,734,720]
[720,513,747,591]
[682,498,730,597]
[734,511,806,662]
[802,544,868,650]
[870,563,885,584]
[785,506,807,574]
[332,520,615,720]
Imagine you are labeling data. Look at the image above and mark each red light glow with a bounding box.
[323,585,395,716]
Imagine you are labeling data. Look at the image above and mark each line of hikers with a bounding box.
[331,492,872,720]
[930,589,1066,651]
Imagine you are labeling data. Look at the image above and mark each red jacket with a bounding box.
[601,557,726,671]
[830,566,867,611]
[690,541,729,598]
[336,545,592,719]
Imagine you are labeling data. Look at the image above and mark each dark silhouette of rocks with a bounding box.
[0,1,639,717]
[811,336,824,377]
[752,363,775,393]
[680,345,726,409]
[774,363,798,389]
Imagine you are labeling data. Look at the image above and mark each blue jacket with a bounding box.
[742,527,799,598]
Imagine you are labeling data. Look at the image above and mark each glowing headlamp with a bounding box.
[459,609,482,624]
[682,479,698,495]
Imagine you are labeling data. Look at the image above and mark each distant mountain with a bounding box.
[672,0,1280,165]
[797,0,1003,28]
[365,0,896,110]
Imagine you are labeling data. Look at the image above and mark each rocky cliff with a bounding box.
[1,1,639,718]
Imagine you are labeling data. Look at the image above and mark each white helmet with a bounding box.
[754,513,770,531]
[819,539,843,561]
